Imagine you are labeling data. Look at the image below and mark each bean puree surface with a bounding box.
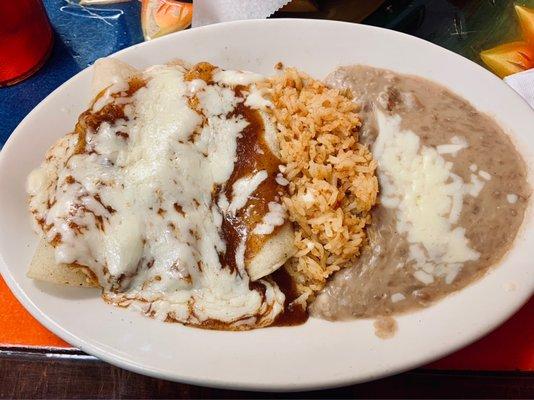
[311,66,531,319]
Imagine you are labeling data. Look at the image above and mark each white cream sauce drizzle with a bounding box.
[253,202,286,235]
[436,135,468,156]
[213,70,264,86]
[27,64,285,328]
[92,80,130,112]
[227,170,268,215]
[507,193,518,204]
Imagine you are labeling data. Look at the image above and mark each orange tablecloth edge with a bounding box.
[1,277,532,370]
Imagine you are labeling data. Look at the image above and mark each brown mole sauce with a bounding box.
[218,92,284,273]
[215,84,307,326]
[74,76,146,155]
[270,267,309,326]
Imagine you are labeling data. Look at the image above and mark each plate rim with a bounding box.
[0,18,533,392]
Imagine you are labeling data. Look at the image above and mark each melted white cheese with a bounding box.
[275,173,289,186]
[253,202,286,235]
[374,110,480,285]
[197,84,239,116]
[479,170,492,181]
[507,193,518,204]
[436,135,468,156]
[228,170,268,215]
[468,173,485,197]
[28,64,285,328]
[92,80,129,112]
[245,89,272,109]
[213,70,264,86]
[390,292,406,303]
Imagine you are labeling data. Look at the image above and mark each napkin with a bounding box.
[505,69,534,108]
[192,0,291,28]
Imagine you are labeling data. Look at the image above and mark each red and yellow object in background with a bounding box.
[481,5,534,78]
[141,0,193,40]
[516,3,534,45]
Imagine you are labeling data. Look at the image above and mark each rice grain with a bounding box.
[262,68,379,300]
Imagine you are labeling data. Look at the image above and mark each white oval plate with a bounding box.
[0,19,533,392]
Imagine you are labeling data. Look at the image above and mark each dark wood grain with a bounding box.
[1,353,533,399]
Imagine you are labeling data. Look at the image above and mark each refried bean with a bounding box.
[311,65,531,320]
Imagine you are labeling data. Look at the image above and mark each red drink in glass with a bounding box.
[0,0,53,86]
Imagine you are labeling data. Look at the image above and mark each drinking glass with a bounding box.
[0,0,53,86]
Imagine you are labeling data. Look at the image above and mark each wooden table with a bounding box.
[2,349,533,398]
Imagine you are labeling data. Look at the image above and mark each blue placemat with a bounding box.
[0,0,143,147]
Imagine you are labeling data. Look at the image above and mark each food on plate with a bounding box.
[261,68,378,300]
[26,59,530,331]
[27,59,300,330]
[311,65,530,320]
[27,58,376,330]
